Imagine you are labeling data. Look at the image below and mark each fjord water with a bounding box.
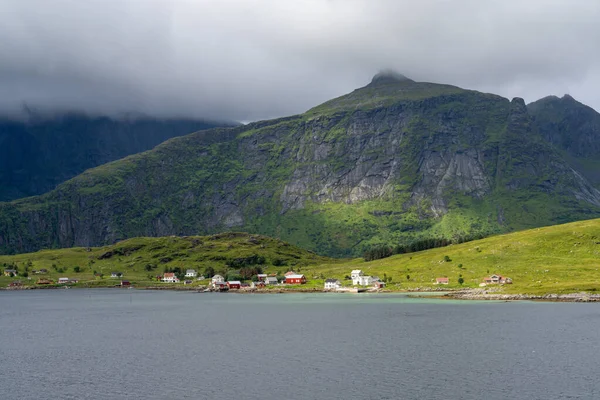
[1,291,598,400]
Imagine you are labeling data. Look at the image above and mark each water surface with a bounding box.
[0,290,598,399]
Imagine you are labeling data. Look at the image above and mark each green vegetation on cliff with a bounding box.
[1,74,599,257]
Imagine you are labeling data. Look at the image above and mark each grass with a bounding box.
[0,232,339,289]
[295,218,600,296]
[1,219,599,296]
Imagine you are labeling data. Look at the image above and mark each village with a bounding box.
[2,266,513,291]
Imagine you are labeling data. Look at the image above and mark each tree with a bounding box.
[443,255,452,262]
[73,266,81,273]
[144,264,153,272]
[22,272,29,278]
[406,275,410,281]
[458,275,464,285]
[204,266,215,278]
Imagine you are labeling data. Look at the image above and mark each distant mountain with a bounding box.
[0,113,234,201]
[1,73,599,256]
[528,95,600,188]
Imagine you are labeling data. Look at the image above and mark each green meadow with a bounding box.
[1,219,599,295]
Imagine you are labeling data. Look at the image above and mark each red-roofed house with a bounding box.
[162,273,180,283]
[435,277,449,285]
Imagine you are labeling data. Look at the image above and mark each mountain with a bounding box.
[1,73,600,256]
[0,113,233,201]
[528,95,600,188]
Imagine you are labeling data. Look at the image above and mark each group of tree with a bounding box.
[239,266,263,280]
[225,254,266,269]
[363,233,487,262]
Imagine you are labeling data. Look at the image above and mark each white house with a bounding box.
[355,275,373,286]
[264,277,278,285]
[351,270,363,285]
[211,274,225,284]
[196,275,206,281]
[162,273,180,283]
[111,272,123,278]
[58,277,69,284]
[185,269,198,278]
[257,274,268,281]
[324,279,341,290]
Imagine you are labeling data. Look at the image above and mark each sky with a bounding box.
[1,0,599,122]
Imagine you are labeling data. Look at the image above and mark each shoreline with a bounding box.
[2,285,600,302]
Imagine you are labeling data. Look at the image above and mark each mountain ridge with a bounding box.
[0,112,235,201]
[1,75,600,256]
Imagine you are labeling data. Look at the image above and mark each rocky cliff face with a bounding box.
[1,74,600,256]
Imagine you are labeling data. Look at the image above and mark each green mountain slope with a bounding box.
[528,95,600,188]
[0,113,233,201]
[1,73,600,256]
[298,217,600,295]
[0,232,334,287]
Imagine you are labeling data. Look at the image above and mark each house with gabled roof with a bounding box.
[351,270,365,285]
[324,279,341,290]
[285,274,306,284]
[264,277,278,285]
[162,273,180,283]
[185,269,197,278]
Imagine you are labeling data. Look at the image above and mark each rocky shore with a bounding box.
[445,289,600,302]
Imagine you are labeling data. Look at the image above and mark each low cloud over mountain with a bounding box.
[2,0,599,121]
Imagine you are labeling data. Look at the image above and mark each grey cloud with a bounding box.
[1,0,599,122]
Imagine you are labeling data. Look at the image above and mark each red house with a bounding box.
[227,281,241,289]
[285,274,306,284]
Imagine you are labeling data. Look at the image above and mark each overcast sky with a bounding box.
[1,0,599,122]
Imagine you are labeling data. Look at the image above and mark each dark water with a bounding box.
[1,290,599,400]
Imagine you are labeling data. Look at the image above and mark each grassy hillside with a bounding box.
[1,220,599,295]
[296,218,600,295]
[0,232,336,288]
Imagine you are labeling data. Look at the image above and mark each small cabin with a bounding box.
[162,273,180,283]
[264,277,278,285]
[185,269,197,278]
[435,277,449,285]
[227,281,241,290]
[285,274,307,284]
[324,279,341,290]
